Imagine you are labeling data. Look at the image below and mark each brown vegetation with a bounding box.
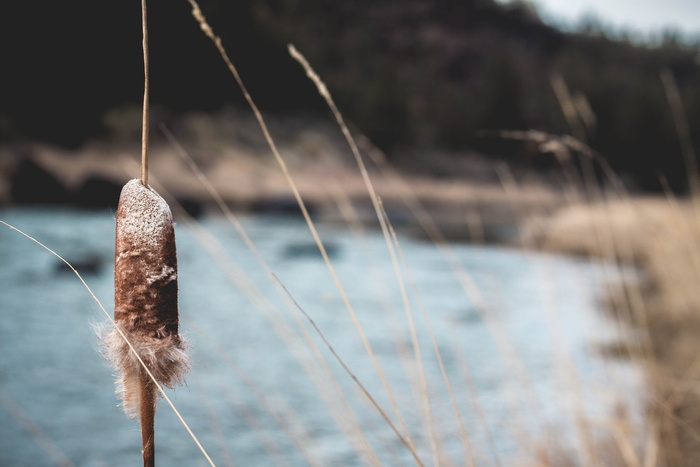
[526,197,700,466]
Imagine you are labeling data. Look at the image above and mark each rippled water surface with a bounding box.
[0,208,642,466]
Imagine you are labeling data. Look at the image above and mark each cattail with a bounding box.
[103,178,189,465]
[100,1,190,464]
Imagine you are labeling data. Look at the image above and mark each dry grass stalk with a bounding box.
[550,73,587,143]
[0,387,75,467]
[140,0,150,187]
[661,68,699,197]
[102,2,187,465]
[186,3,427,464]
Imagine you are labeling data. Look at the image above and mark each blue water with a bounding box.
[0,208,642,466]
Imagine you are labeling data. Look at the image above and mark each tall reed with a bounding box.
[103,179,189,463]
[102,1,189,466]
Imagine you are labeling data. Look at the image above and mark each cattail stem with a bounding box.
[140,371,156,467]
[108,179,188,464]
[141,0,150,187]
[139,2,153,464]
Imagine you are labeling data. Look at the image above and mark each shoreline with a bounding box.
[0,136,568,245]
[524,198,700,466]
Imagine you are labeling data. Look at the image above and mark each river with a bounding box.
[0,207,643,466]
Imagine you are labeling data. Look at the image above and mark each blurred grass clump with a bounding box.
[528,197,700,466]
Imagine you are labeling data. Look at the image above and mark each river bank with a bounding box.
[0,110,570,243]
[525,197,700,466]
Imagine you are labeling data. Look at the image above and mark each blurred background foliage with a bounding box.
[2,0,700,191]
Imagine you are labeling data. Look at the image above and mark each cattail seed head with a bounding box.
[115,179,178,336]
[103,179,189,418]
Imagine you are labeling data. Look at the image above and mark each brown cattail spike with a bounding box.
[104,179,189,419]
[115,179,178,340]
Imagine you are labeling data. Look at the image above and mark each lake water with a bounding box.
[0,208,643,466]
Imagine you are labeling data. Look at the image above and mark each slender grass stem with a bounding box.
[0,387,75,467]
[141,0,150,187]
[186,2,418,462]
[140,372,156,467]
[270,273,425,466]
[138,1,154,463]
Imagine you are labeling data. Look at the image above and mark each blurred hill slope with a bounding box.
[2,0,699,190]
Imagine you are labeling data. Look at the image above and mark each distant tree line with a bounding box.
[2,0,700,191]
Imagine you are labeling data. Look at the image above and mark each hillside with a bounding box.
[1,0,700,192]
